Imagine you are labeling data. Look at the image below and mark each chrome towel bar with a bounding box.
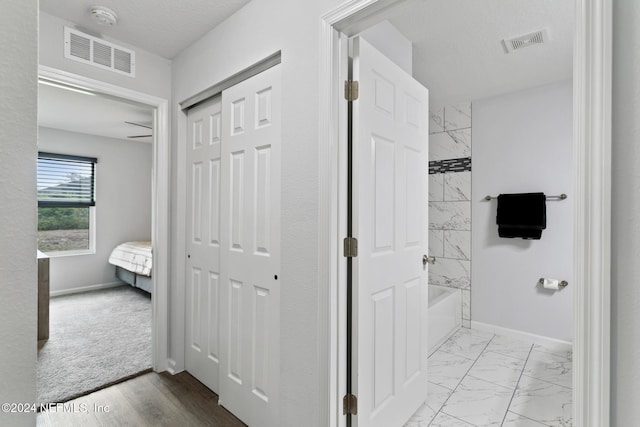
[484,193,567,201]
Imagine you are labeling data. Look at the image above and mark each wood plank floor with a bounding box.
[37,372,246,427]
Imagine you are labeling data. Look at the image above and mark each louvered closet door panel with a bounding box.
[185,96,222,393]
[219,64,281,427]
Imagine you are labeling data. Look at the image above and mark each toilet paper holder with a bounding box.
[538,278,568,288]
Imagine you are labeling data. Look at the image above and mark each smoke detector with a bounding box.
[502,29,549,53]
[90,6,118,26]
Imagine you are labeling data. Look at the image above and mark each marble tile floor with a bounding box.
[406,328,572,427]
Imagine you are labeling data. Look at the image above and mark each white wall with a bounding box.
[0,1,37,426]
[37,10,170,293]
[171,0,342,425]
[38,127,153,293]
[39,11,172,100]
[472,80,573,341]
[611,1,640,424]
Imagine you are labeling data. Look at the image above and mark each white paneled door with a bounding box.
[185,95,223,393]
[219,64,281,427]
[352,37,429,427]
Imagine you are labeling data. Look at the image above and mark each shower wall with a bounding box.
[428,102,472,327]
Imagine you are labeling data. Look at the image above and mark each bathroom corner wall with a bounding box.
[428,103,472,327]
[472,81,573,341]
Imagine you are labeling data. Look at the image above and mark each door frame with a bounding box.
[318,1,612,427]
[38,65,171,372]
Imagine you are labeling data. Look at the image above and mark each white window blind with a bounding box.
[37,152,97,207]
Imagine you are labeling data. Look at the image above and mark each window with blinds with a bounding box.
[37,152,97,254]
[37,152,97,207]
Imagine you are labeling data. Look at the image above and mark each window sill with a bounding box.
[40,249,96,258]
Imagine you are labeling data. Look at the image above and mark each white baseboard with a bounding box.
[471,320,573,352]
[50,281,125,297]
[166,358,180,375]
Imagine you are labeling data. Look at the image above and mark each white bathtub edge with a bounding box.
[428,285,461,355]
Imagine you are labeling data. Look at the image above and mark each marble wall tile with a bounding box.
[429,129,471,161]
[429,230,445,258]
[429,173,445,202]
[429,106,445,134]
[429,132,455,162]
[444,230,471,260]
[429,258,470,289]
[441,375,512,427]
[444,103,472,131]
[510,376,572,427]
[428,101,472,328]
[447,129,472,154]
[429,201,471,231]
[444,171,471,201]
[462,289,471,321]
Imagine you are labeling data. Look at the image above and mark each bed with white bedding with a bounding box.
[108,241,153,293]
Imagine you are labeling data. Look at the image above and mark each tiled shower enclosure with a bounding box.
[428,102,472,327]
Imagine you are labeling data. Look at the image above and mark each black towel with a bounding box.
[496,193,546,240]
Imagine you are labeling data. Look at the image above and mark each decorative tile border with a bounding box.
[429,157,471,174]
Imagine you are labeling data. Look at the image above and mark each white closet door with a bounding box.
[352,37,429,427]
[219,64,281,427]
[185,96,222,393]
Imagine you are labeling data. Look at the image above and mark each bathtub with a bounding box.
[428,285,461,355]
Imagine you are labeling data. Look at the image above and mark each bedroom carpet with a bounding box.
[37,285,152,405]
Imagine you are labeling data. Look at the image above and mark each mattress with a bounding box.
[108,241,152,277]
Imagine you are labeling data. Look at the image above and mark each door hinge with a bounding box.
[343,237,358,258]
[343,393,358,415]
[344,80,359,101]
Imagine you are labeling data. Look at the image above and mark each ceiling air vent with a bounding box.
[64,27,135,77]
[502,29,549,54]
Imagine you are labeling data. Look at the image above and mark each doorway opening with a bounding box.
[319,1,612,426]
[36,65,170,403]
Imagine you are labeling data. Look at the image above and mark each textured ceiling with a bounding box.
[38,0,573,136]
[39,0,252,59]
[388,0,573,104]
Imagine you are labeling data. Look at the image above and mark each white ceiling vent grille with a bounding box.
[502,29,549,54]
[64,27,135,77]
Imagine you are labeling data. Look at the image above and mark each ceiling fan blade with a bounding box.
[127,135,153,138]
[125,121,153,129]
